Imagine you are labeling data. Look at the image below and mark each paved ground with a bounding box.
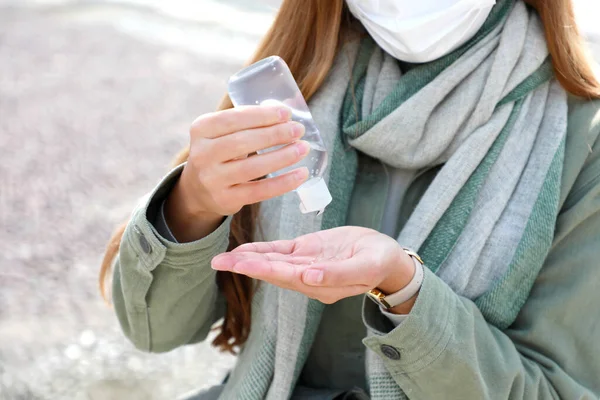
[0,1,276,399]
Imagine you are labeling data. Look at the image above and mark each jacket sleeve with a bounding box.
[362,109,600,398]
[112,163,232,353]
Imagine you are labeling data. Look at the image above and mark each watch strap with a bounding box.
[381,255,424,307]
[367,248,424,309]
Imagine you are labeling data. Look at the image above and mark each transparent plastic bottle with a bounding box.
[227,56,332,214]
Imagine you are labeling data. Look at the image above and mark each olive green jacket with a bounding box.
[112,97,600,398]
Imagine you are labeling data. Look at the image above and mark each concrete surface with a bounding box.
[0,1,277,399]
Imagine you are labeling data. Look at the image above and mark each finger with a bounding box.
[229,167,309,204]
[212,121,305,161]
[301,255,377,288]
[212,255,304,287]
[222,141,310,184]
[212,253,369,303]
[232,240,298,255]
[213,251,315,267]
[191,105,291,139]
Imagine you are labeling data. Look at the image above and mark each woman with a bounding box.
[100,0,600,399]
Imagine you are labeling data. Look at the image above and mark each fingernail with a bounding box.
[296,141,310,156]
[304,269,323,285]
[291,123,305,138]
[279,107,291,121]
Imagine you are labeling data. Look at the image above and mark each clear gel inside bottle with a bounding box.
[227,56,332,214]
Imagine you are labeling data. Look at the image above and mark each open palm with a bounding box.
[211,226,407,304]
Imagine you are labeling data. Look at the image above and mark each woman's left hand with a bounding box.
[211,226,418,314]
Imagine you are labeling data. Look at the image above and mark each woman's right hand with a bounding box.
[164,105,310,241]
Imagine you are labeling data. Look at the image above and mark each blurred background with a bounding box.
[0,0,278,399]
[0,1,598,399]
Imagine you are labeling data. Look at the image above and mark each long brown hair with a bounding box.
[100,0,600,353]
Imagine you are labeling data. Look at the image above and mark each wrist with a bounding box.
[164,171,224,242]
[376,245,421,315]
[178,166,222,219]
[168,180,223,222]
[378,245,415,294]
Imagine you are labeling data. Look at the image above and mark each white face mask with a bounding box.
[346,0,496,63]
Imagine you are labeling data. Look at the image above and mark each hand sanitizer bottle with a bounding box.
[228,56,332,214]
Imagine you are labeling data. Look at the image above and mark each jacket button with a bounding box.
[139,234,152,254]
[134,225,152,254]
[380,344,401,360]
